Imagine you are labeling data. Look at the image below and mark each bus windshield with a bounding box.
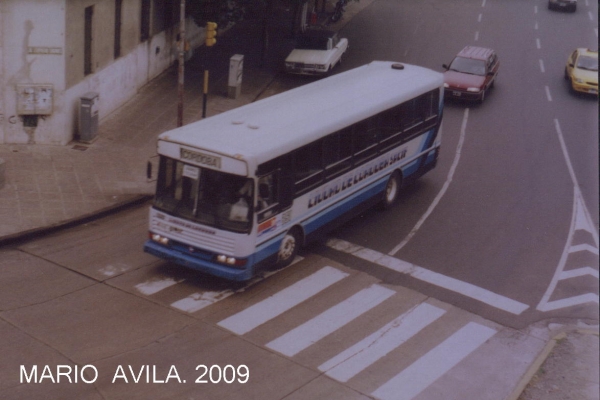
[154,156,253,233]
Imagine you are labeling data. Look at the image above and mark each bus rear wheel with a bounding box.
[276,228,301,268]
[381,171,401,209]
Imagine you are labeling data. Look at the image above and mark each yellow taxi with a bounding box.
[565,48,598,95]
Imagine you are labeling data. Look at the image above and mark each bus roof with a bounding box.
[158,61,444,174]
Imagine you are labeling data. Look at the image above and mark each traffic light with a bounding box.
[205,22,217,47]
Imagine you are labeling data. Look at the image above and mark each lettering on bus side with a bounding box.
[180,148,222,169]
[308,148,407,209]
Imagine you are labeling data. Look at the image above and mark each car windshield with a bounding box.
[576,55,598,71]
[296,35,329,50]
[449,57,487,76]
[154,156,253,233]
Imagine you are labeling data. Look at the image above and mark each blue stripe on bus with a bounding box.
[303,176,387,236]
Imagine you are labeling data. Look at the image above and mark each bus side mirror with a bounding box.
[146,161,152,180]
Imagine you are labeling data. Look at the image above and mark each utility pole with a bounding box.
[177,0,186,127]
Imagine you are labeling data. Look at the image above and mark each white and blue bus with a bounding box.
[144,61,444,281]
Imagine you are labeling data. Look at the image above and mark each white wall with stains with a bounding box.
[0,0,202,145]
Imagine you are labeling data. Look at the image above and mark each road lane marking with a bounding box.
[545,86,552,101]
[482,0,486,7]
[266,284,395,357]
[539,59,545,73]
[560,267,599,280]
[589,11,594,21]
[218,266,348,335]
[371,322,497,400]
[535,21,538,30]
[534,5,538,13]
[478,13,482,22]
[389,108,468,255]
[536,38,541,49]
[474,31,479,41]
[537,120,600,312]
[328,238,530,315]
[319,303,446,382]
[135,277,183,295]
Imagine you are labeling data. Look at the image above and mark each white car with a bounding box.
[285,30,348,75]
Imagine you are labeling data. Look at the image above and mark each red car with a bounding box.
[442,46,499,103]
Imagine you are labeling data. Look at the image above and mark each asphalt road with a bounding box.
[301,0,599,329]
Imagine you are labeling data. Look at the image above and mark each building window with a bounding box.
[114,0,122,59]
[141,0,151,41]
[84,6,93,75]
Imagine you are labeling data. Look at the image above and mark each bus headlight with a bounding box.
[150,232,170,245]
[215,254,247,268]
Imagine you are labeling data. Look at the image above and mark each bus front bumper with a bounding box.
[143,240,254,281]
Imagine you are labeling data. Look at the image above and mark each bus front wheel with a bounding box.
[381,172,401,209]
[276,228,301,268]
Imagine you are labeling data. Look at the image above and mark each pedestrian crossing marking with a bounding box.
[318,302,446,382]
[371,322,497,400]
[171,290,235,313]
[218,266,349,335]
[135,277,183,295]
[266,284,395,357]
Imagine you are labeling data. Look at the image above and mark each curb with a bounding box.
[0,194,153,248]
[506,331,567,400]
[507,326,600,400]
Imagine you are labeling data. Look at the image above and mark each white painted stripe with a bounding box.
[536,38,541,49]
[135,277,182,295]
[389,108,469,255]
[329,238,529,315]
[539,59,545,73]
[554,119,581,194]
[595,28,598,38]
[559,267,599,280]
[589,11,594,21]
[539,293,600,312]
[535,21,539,30]
[218,266,348,335]
[545,86,552,102]
[478,13,482,22]
[266,284,395,357]
[319,303,446,382]
[569,244,599,255]
[371,322,496,400]
[474,31,479,41]
[482,0,486,7]
[171,290,234,313]
[534,5,538,13]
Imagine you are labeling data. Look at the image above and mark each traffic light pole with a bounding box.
[177,0,186,127]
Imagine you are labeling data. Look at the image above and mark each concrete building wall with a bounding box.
[0,0,203,146]
[0,0,67,144]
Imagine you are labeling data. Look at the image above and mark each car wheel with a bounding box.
[381,171,401,209]
[275,228,301,269]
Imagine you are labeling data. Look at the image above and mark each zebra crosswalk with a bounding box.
[123,257,543,400]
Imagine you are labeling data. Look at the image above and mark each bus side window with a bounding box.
[257,174,276,211]
[353,116,380,163]
[293,140,324,194]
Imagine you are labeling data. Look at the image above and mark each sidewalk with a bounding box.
[0,4,598,400]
